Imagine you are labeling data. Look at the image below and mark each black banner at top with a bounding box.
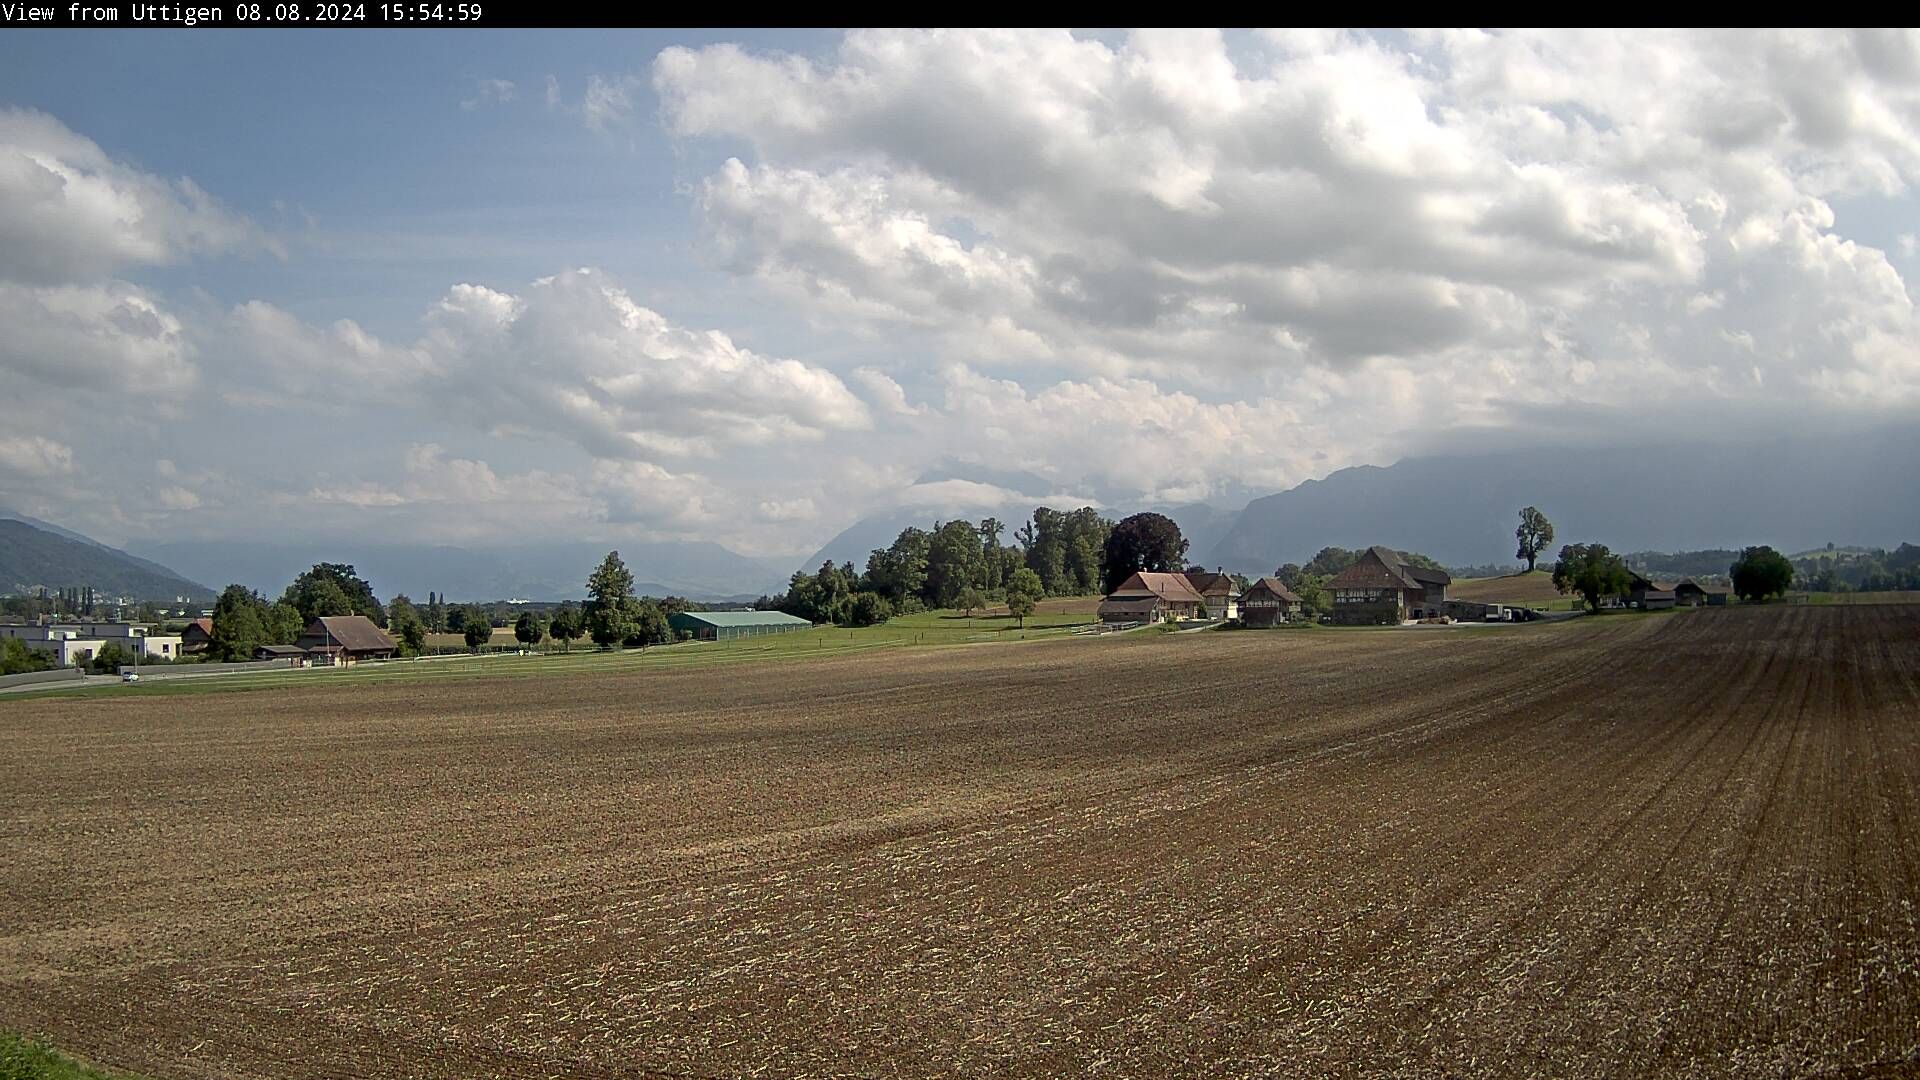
[0,0,667,26]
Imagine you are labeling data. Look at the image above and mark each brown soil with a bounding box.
[3,605,1916,1079]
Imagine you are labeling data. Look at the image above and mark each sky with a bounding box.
[1,28,1917,558]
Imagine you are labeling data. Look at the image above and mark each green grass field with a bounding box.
[0,1035,138,1080]
[12,606,1104,701]
[1447,571,1587,610]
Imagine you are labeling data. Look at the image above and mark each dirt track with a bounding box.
[3,605,1917,1078]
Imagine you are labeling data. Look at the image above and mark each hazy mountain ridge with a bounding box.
[1204,429,1920,575]
[0,518,212,600]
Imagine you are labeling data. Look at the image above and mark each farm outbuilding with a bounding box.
[296,616,397,664]
[1238,577,1303,628]
[1626,572,1679,610]
[1675,580,1731,607]
[668,610,813,641]
[1101,572,1203,623]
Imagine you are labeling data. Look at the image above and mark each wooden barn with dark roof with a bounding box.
[295,615,397,663]
[1238,577,1304,628]
[1327,546,1452,625]
[181,617,214,654]
[1675,579,1730,606]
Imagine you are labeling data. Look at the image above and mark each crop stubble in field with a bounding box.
[2,605,1917,1078]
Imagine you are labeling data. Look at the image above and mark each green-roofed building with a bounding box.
[668,609,814,641]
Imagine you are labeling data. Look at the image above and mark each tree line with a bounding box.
[181,550,746,662]
[757,508,1196,627]
[1550,543,1798,610]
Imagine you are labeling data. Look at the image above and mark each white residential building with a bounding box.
[0,622,184,665]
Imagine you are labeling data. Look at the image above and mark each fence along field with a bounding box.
[1,604,1917,1078]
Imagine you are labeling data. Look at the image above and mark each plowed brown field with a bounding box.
[3,605,1918,1079]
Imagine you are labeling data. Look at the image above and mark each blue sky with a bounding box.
[0,31,827,332]
[2,30,1916,557]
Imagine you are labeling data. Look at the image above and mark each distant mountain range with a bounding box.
[132,539,792,604]
[0,515,212,601]
[804,428,1919,583]
[8,428,1912,604]
[1204,427,1920,575]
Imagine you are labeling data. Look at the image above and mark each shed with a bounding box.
[669,610,813,641]
[1674,580,1731,607]
[1627,573,1678,610]
[1097,596,1164,624]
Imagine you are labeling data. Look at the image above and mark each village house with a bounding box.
[295,615,397,664]
[1238,577,1304,628]
[1326,547,1452,625]
[181,617,214,654]
[1098,571,1203,624]
[1180,570,1239,620]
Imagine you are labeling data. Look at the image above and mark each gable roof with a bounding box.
[668,610,811,629]
[1369,545,1451,586]
[299,615,395,653]
[183,617,213,637]
[1108,571,1203,603]
[1330,547,1450,591]
[1243,577,1302,603]
[1182,570,1236,596]
[1329,548,1419,590]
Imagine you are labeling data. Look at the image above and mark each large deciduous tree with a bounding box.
[1293,573,1332,617]
[209,584,269,661]
[264,601,305,645]
[957,587,986,617]
[1730,545,1794,603]
[1551,543,1631,613]
[1005,567,1043,628]
[387,595,427,656]
[1101,513,1188,594]
[547,606,582,652]
[514,611,546,648]
[283,563,386,626]
[462,607,493,651]
[865,527,930,609]
[1515,507,1556,572]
